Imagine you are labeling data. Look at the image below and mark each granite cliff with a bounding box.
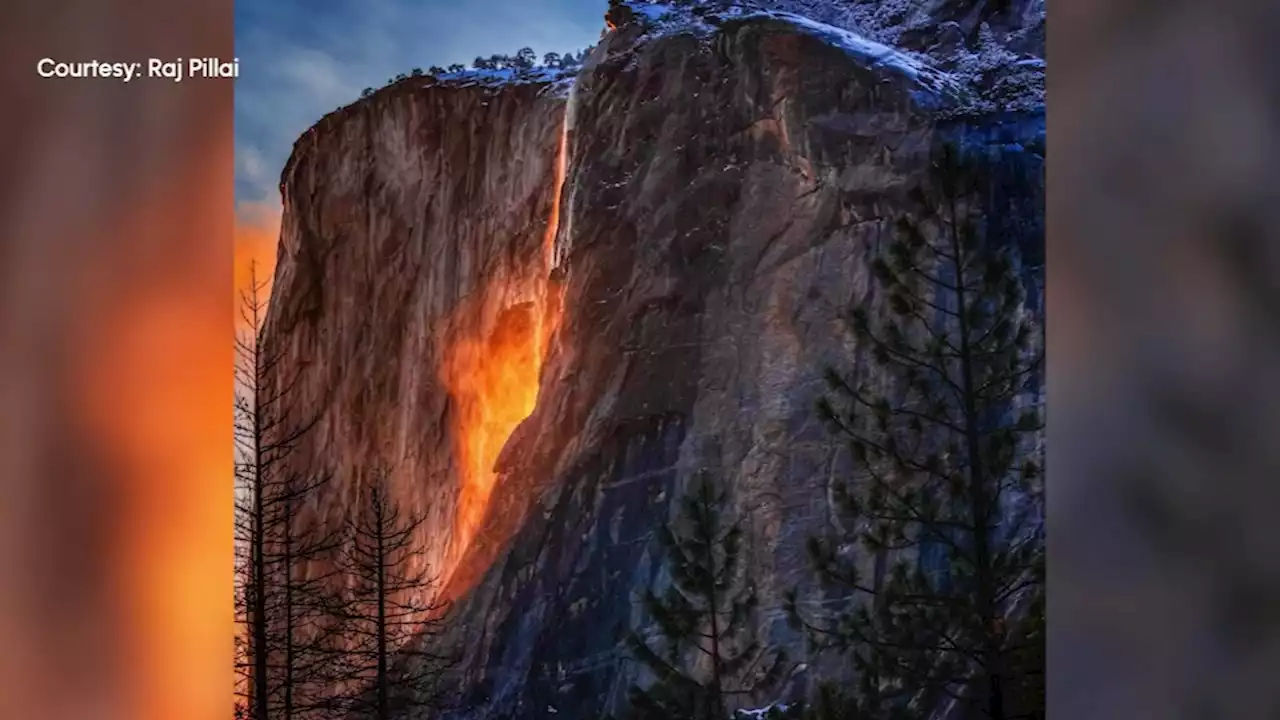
[262,1,1044,717]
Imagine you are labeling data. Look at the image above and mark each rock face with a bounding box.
[263,5,1044,719]
[264,79,566,592]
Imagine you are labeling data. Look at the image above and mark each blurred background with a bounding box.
[1051,0,1280,716]
[1,0,1279,718]
[0,2,232,719]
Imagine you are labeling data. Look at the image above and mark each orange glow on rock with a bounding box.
[543,116,568,280]
[441,303,543,556]
[538,116,570,355]
[441,117,569,564]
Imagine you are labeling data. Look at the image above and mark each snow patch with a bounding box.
[613,1,964,106]
[933,22,1044,115]
[609,0,1041,115]
[634,2,675,21]
[419,65,578,92]
[741,10,964,100]
[735,703,792,718]
[746,10,927,79]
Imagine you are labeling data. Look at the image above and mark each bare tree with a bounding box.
[234,262,347,720]
[330,467,456,719]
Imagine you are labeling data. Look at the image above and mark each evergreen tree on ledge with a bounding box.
[787,143,1045,720]
[627,472,788,720]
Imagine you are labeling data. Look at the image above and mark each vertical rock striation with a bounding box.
[263,78,567,596]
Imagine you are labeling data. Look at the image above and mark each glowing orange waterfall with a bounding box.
[440,115,569,566]
[539,113,569,354]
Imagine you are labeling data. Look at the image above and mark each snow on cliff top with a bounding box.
[749,9,962,97]
[616,1,961,103]
[428,65,577,95]
[622,0,1045,51]
[340,0,1042,117]
[616,0,1044,115]
[632,2,930,75]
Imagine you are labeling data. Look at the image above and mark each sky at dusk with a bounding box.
[234,0,605,212]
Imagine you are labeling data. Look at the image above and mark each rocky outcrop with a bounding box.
[263,3,1044,718]
[264,77,567,593]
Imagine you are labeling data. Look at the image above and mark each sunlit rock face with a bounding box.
[262,6,1044,719]
[262,78,567,598]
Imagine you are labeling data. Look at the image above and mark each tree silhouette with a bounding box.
[787,143,1045,720]
[330,467,456,719]
[514,47,537,69]
[627,472,786,720]
[234,262,347,720]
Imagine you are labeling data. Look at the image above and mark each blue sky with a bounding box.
[234,0,604,211]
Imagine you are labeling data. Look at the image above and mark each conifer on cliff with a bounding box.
[626,472,787,720]
[786,143,1045,720]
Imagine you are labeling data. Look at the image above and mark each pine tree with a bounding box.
[331,467,456,719]
[627,472,786,720]
[514,47,537,70]
[786,143,1045,720]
